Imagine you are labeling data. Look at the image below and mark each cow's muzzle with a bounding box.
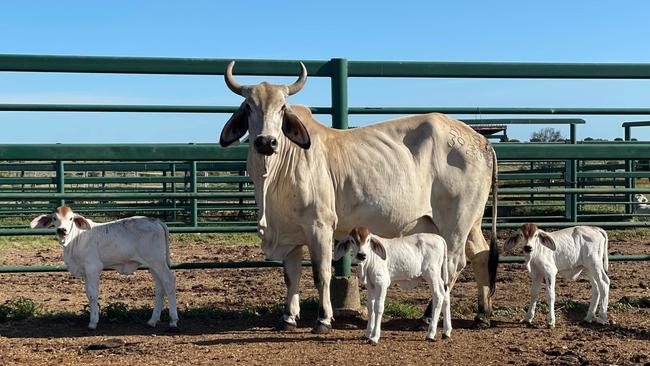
[254,136,278,156]
[523,245,533,253]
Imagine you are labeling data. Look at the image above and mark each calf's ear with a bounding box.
[73,215,91,230]
[220,103,249,147]
[30,214,53,229]
[503,233,519,252]
[538,231,556,251]
[333,239,350,261]
[370,237,387,260]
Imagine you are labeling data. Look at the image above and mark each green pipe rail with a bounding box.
[4,54,650,276]
[0,254,648,274]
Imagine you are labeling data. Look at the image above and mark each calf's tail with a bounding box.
[159,220,172,268]
[599,228,609,273]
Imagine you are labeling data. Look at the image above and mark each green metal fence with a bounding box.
[2,54,650,274]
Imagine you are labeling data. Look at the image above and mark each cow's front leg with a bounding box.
[306,223,334,334]
[279,246,303,331]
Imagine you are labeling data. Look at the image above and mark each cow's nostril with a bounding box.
[356,253,366,261]
[270,138,278,148]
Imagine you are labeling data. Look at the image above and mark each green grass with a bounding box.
[0,297,43,321]
[383,301,423,319]
[0,296,321,324]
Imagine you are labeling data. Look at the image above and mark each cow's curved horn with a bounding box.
[224,61,243,96]
[287,62,307,96]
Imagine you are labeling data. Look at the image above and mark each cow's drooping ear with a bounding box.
[73,215,91,230]
[538,231,556,251]
[334,239,350,261]
[220,103,249,147]
[503,232,520,252]
[282,106,311,149]
[370,237,387,260]
[30,214,53,229]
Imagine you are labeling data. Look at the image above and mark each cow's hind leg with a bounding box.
[279,246,302,331]
[465,222,493,327]
[306,223,335,334]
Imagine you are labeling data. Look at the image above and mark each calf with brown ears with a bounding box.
[334,227,451,345]
[504,223,610,328]
[30,207,179,331]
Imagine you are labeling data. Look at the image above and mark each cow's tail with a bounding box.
[159,220,172,268]
[488,146,499,297]
[599,227,609,273]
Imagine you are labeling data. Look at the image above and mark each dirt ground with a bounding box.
[0,232,648,366]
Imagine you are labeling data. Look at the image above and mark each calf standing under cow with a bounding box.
[335,227,451,345]
[30,207,179,331]
[504,224,610,328]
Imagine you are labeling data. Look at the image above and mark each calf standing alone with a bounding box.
[334,227,451,345]
[504,224,609,328]
[30,206,178,330]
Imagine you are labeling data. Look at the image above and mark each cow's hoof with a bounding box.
[166,325,181,333]
[311,321,332,335]
[276,321,298,332]
[425,336,436,342]
[473,313,491,329]
[441,333,451,340]
[367,339,378,346]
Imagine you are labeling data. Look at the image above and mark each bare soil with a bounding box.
[0,232,648,366]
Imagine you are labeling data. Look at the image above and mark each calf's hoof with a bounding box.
[425,336,436,342]
[311,321,332,335]
[367,339,378,346]
[147,320,158,328]
[473,313,491,329]
[276,320,298,332]
[441,333,451,340]
[87,323,98,330]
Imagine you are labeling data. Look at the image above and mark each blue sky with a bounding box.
[1,0,650,143]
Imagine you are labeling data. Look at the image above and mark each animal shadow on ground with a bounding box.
[0,315,279,339]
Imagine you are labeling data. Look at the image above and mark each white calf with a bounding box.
[504,223,609,328]
[633,194,650,220]
[30,206,178,330]
[334,227,451,345]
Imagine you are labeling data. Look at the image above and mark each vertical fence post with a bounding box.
[329,58,361,316]
[565,124,578,222]
[625,126,634,216]
[55,160,65,207]
[189,160,198,227]
[330,58,349,278]
[171,163,178,222]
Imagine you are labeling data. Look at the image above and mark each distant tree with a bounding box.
[614,138,623,142]
[530,128,564,142]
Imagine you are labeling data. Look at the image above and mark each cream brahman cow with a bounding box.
[219,61,499,333]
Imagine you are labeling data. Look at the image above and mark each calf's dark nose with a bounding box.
[356,253,366,261]
[56,228,67,236]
